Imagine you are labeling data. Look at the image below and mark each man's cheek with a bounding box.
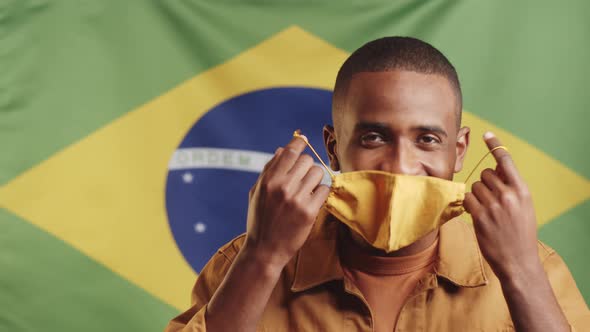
[422,158,454,179]
[342,156,373,172]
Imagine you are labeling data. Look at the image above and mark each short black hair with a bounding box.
[333,36,462,127]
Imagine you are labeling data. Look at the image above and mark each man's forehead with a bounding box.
[338,70,459,125]
[347,70,454,95]
[345,89,456,120]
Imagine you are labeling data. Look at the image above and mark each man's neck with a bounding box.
[339,224,439,257]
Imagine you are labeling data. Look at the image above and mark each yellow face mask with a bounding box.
[293,130,505,253]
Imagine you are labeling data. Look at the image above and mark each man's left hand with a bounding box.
[464,131,542,281]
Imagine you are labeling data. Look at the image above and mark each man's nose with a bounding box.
[378,143,424,175]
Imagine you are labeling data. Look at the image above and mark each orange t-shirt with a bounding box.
[341,237,439,332]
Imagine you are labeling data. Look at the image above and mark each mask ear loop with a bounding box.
[293,130,335,178]
[463,146,509,184]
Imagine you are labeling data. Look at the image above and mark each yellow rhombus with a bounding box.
[0,26,588,311]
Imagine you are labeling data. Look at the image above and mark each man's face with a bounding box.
[324,70,469,180]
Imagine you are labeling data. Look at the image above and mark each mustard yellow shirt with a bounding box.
[166,218,589,331]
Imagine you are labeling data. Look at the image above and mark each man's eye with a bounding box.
[418,135,440,144]
[360,133,386,146]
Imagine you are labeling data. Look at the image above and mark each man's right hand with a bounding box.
[243,134,331,270]
[202,136,330,332]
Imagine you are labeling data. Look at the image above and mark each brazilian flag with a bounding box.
[1,1,588,331]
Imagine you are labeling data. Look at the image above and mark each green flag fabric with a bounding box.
[1,1,588,331]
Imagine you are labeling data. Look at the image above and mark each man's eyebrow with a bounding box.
[414,125,448,138]
[354,122,390,131]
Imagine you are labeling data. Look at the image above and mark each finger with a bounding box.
[262,147,283,174]
[287,154,314,181]
[251,147,283,199]
[272,135,309,174]
[493,163,507,183]
[464,193,491,235]
[298,165,325,194]
[308,184,330,211]
[463,192,482,215]
[471,181,498,209]
[480,168,508,197]
[483,131,520,185]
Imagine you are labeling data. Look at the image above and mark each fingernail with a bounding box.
[275,147,283,154]
[299,134,308,141]
[483,131,495,140]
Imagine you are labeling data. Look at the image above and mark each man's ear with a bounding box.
[454,126,470,173]
[323,125,340,172]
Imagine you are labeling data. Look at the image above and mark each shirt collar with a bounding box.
[290,212,488,292]
[290,210,343,292]
[435,217,488,287]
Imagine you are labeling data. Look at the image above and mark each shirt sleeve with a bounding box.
[164,236,243,332]
[165,305,208,332]
[541,247,590,330]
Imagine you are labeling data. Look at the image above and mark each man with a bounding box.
[166,37,588,331]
